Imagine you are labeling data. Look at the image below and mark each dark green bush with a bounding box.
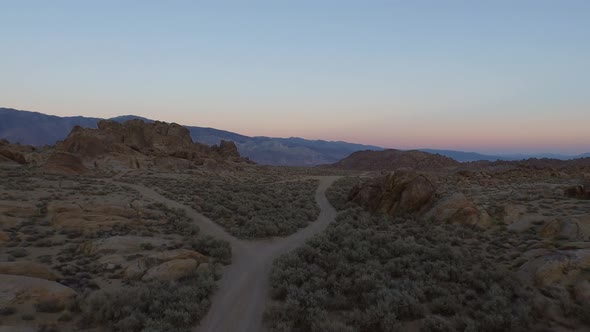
[265,207,535,332]
[80,268,216,332]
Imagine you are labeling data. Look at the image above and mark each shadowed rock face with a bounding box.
[0,139,33,164]
[349,170,436,216]
[45,119,247,173]
[349,170,489,227]
[565,184,590,200]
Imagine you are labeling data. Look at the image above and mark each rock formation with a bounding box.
[349,170,436,216]
[349,170,488,226]
[43,119,249,173]
[327,149,459,171]
[565,184,590,200]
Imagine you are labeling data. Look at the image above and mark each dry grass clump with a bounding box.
[265,207,538,332]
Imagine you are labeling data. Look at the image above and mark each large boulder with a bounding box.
[123,249,208,280]
[51,204,139,233]
[421,193,488,227]
[0,274,76,310]
[349,170,436,216]
[565,184,590,200]
[538,216,590,241]
[0,262,62,281]
[518,249,590,287]
[502,204,528,224]
[42,152,88,175]
[142,259,198,282]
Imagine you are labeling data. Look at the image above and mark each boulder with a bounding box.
[422,193,487,227]
[142,259,198,282]
[123,249,207,280]
[150,249,208,264]
[0,147,27,164]
[565,185,590,200]
[538,216,590,241]
[349,170,436,216]
[42,152,88,175]
[215,140,240,159]
[518,249,590,287]
[502,204,527,224]
[51,204,139,233]
[0,274,76,310]
[0,262,62,281]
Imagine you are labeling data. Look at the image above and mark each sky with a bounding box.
[1,1,589,155]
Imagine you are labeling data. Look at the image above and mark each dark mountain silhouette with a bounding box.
[325,149,460,171]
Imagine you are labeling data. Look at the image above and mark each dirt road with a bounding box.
[117,176,339,332]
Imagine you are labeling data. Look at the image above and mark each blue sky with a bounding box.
[1,1,589,154]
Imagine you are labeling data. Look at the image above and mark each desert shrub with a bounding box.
[265,207,535,331]
[0,306,16,316]
[80,268,216,332]
[325,176,359,211]
[35,300,65,313]
[135,175,320,238]
[191,235,232,265]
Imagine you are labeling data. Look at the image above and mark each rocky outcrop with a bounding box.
[0,274,76,310]
[0,139,51,166]
[538,216,590,241]
[0,262,62,281]
[42,151,88,175]
[121,249,208,280]
[565,184,590,200]
[51,204,139,233]
[349,170,436,216]
[47,119,249,172]
[141,258,198,282]
[350,171,489,226]
[518,249,590,287]
[327,149,459,171]
[422,193,489,227]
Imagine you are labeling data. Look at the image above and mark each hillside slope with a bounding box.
[326,149,460,171]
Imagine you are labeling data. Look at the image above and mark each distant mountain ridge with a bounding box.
[2,107,588,165]
[0,108,382,166]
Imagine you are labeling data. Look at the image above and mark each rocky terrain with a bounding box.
[325,149,460,171]
[267,162,590,331]
[44,119,250,175]
[0,124,346,331]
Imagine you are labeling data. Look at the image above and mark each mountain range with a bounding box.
[1,107,588,165]
[0,108,382,166]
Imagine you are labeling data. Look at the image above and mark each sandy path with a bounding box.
[115,176,339,332]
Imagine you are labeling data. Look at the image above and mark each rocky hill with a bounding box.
[43,119,248,174]
[326,149,460,171]
[0,108,383,166]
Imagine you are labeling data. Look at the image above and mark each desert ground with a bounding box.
[1,121,590,331]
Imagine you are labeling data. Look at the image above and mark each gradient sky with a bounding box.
[1,1,589,154]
